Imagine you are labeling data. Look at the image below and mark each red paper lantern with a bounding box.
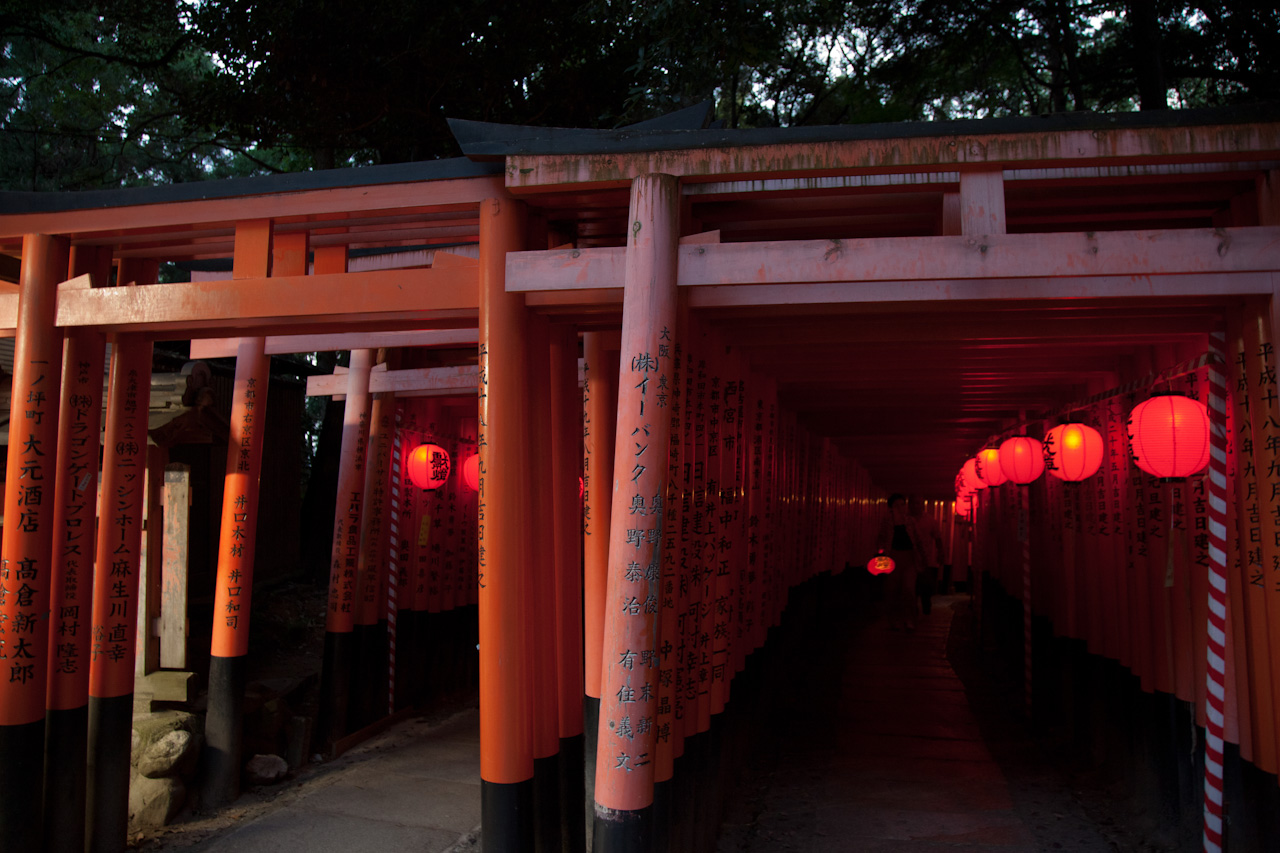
[1128,394,1210,480]
[1044,423,1103,482]
[961,458,987,491]
[999,436,1044,484]
[407,443,451,490]
[975,446,1006,486]
[867,551,895,575]
[462,454,480,491]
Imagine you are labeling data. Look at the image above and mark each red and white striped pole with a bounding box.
[1203,330,1229,853]
[387,408,404,716]
[1022,483,1032,717]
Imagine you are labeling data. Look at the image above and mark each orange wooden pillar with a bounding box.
[550,324,586,853]
[593,173,680,851]
[582,330,617,833]
[318,330,374,749]
[652,297,687,850]
[86,258,156,853]
[526,314,563,851]
[43,246,110,853]
[0,234,69,851]
[478,197,535,849]
[351,376,394,731]
[203,221,283,805]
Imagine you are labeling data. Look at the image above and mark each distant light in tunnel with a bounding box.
[1127,394,1210,480]
[999,436,1045,484]
[975,446,1006,486]
[1045,423,1104,482]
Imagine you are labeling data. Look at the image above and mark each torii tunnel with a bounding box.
[2,104,1280,852]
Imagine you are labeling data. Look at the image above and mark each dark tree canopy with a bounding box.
[3,0,1278,191]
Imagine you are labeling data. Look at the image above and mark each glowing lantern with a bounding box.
[975,446,1006,486]
[407,443,451,490]
[1127,394,1210,480]
[867,551,895,575]
[999,436,1044,484]
[462,454,480,491]
[1044,423,1104,482]
[961,458,987,491]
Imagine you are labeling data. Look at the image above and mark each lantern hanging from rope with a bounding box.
[407,443,451,490]
[1127,393,1210,480]
[999,436,1044,485]
[1044,422,1104,482]
[975,446,1006,486]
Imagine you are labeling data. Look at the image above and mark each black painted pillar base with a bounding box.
[45,705,87,853]
[671,750,693,852]
[559,734,586,853]
[87,693,134,853]
[316,629,353,750]
[682,730,708,852]
[203,654,247,807]
[593,804,652,853]
[393,609,416,712]
[652,777,672,852]
[534,752,562,852]
[349,622,383,730]
[482,777,535,852]
[1,718,45,852]
[583,694,600,849]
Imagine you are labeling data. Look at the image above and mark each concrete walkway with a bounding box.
[147,709,482,852]
[716,595,1121,852]
[149,595,1119,852]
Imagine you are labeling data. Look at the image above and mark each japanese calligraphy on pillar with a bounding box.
[89,344,152,699]
[329,409,368,622]
[48,335,105,707]
[211,358,269,658]
[602,330,674,783]
[476,342,488,591]
[1,353,55,702]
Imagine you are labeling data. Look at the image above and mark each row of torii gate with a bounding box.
[1,106,1280,852]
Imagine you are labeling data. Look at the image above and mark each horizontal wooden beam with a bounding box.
[507,228,1280,299]
[306,359,585,398]
[189,328,480,359]
[506,122,1280,189]
[44,265,478,336]
[0,176,504,242]
[308,365,479,398]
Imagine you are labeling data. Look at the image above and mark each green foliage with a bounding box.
[2,0,1278,191]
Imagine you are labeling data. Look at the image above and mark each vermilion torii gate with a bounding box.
[1,104,1280,852]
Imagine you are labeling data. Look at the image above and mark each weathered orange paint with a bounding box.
[88,332,153,699]
[0,234,68,725]
[209,335,270,658]
[325,349,374,634]
[51,265,479,335]
[582,333,617,701]
[527,314,559,761]
[356,390,394,627]
[504,122,1280,190]
[0,176,504,243]
[550,324,585,739]
[46,246,110,711]
[506,228,1280,297]
[478,197,535,785]
[210,220,278,660]
[595,174,680,813]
